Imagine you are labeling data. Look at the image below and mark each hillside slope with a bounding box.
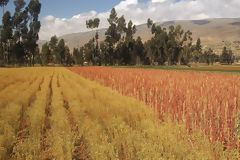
[59,18,240,54]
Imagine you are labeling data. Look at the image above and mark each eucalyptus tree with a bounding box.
[1,11,12,64]
[86,17,101,65]
[26,0,41,66]
[0,0,9,16]
[147,18,153,29]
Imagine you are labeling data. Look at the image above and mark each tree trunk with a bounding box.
[32,54,35,66]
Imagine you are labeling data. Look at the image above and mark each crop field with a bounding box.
[113,65,240,73]
[0,67,239,160]
[70,67,240,149]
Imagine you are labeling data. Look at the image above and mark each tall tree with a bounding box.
[86,17,100,65]
[125,20,136,42]
[12,0,27,42]
[193,38,202,62]
[105,8,121,64]
[83,38,95,64]
[100,41,109,65]
[147,25,168,65]
[134,36,145,64]
[124,20,137,65]
[73,48,84,65]
[147,18,153,29]
[49,35,59,63]
[179,30,193,65]
[86,18,100,30]
[0,0,9,16]
[167,25,191,65]
[41,42,50,65]
[105,8,120,45]
[26,0,41,66]
[65,46,73,66]
[203,48,214,65]
[221,46,234,64]
[117,15,126,35]
[57,39,66,65]
[1,11,12,64]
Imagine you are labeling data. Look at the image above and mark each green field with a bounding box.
[113,64,240,73]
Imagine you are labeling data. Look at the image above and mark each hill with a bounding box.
[58,18,240,55]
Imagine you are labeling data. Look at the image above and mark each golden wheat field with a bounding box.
[0,67,239,160]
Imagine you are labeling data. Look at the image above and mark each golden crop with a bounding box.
[70,67,240,150]
[0,67,238,159]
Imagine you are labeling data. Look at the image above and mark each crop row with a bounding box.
[70,67,240,149]
[0,67,238,159]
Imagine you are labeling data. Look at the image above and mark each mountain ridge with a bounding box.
[40,18,240,55]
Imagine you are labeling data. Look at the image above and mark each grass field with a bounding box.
[0,67,239,159]
[113,64,240,73]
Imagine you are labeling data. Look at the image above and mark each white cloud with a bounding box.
[115,0,138,10]
[151,0,168,3]
[39,0,240,40]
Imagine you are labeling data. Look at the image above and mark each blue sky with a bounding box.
[3,0,122,18]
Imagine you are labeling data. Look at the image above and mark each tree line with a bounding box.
[69,8,235,66]
[0,5,236,66]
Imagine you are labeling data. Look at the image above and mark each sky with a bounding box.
[3,0,240,40]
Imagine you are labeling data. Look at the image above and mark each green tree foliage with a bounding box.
[144,23,193,66]
[0,0,41,66]
[65,45,73,66]
[125,20,136,42]
[150,25,168,65]
[117,15,127,34]
[86,17,101,65]
[192,38,202,63]
[34,46,41,64]
[12,41,24,64]
[41,42,51,65]
[122,21,137,65]
[1,11,12,64]
[86,18,100,30]
[73,47,84,65]
[83,38,95,64]
[57,39,66,64]
[168,25,188,65]
[204,48,214,65]
[12,0,27,42]
[105,8,121,64]
[12,0,27,65]
[115,40,128,64]
[100,41,109,65]
[104,9,139,65]
[0,0,9,15]
[49,35,59,63]
[25,0,41,66]
[41,36,74,66]
[0,41,3,65]
[179,30,193,65]
[1,11,12,43]
[133,37,145,65]
[147,18,153,29]
[221,46,234,64]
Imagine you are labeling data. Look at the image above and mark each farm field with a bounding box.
[0,67,239,160]
[70,67,240,150]
[113,65,240,73]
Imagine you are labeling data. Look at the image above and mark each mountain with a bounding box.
[58,18,240,55]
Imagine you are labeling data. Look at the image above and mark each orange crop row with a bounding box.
[69,67,240,148]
